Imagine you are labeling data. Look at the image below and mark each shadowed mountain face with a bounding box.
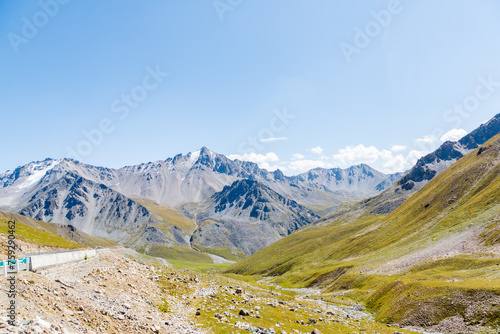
[1,113,499,259]
[191,179,319,255]
[291,164,404,201]
[0,146,400,255]
[398,113,500,192]
[1,114,499,258]
[16,172,190,249]
[224,132,500,330]
[0,147,398,211]
[314,113,500,225]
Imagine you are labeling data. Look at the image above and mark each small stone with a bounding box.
[239,309,250,316]
[235,287,243,294]
[311,330,322,334]
[31,325,43,334]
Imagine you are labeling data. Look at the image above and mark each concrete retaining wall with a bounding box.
[38,255,102,281]
[30,249,97,271]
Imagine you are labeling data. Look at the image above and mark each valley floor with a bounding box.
[1,249,425,334]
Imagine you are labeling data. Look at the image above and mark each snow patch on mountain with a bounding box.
[18,160,61,189]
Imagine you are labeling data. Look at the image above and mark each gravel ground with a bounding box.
[0,251,207,334]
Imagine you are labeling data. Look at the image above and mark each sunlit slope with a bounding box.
[0,214,85,251]
[0,211,115,249]
[226,133,500,280]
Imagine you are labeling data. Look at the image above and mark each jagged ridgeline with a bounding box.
[0,147,402,259]
[0,113,499,265]
[225,128,500,330]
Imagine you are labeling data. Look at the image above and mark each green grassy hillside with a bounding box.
[0,211,115,249]
[0,215,84,251]
[225,133,500,330]
[131,197,197,233]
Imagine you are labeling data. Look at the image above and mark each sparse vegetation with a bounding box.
[0,216,84,250]
[224,134,500,331]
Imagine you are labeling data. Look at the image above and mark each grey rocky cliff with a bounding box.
[398,113,500,192]
[0,147,404,256]
[191,179,319,255]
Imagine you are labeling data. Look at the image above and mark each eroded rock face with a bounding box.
[398,113,500,191]
[17,172,184,249]
[0,146,403,255]
[191,180,319,255]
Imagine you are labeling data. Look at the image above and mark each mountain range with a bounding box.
[3,112,500,331]
[1,113,499,260]
[0,146,400,257]
[226,115,500,330]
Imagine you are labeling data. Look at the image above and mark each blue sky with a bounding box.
[1,0,500,175]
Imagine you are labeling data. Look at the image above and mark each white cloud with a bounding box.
[292,153,305,160]
[440,128,467,142]
[258,163,282,172]
[228,152,279,164]
[229,142,431,175]
[288,159,331,172]
[331,144,428,174]
[391,145,407,152]
[333,144,392,166]
[382,150,428,173]
[260,137,288,143]
[382,155,406,173]
[229,152,282,172]
[415,135,436,144]
[309,146,324,155]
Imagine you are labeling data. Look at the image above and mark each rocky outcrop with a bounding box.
[398,113,500,191]
[18,172,186,250]
[0,147,403,255]
[290,164,401,200]
[191,180,319,255]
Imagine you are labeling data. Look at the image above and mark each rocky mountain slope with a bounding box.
[190,179,319,255]
[0,147,401,258]
[291,164,403,201]
[226,132,500,331]
[0,211,115,250]
[397,112,500,192]
[314,112,500,226]
[0,149,401,213]
[12,171,190,252]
